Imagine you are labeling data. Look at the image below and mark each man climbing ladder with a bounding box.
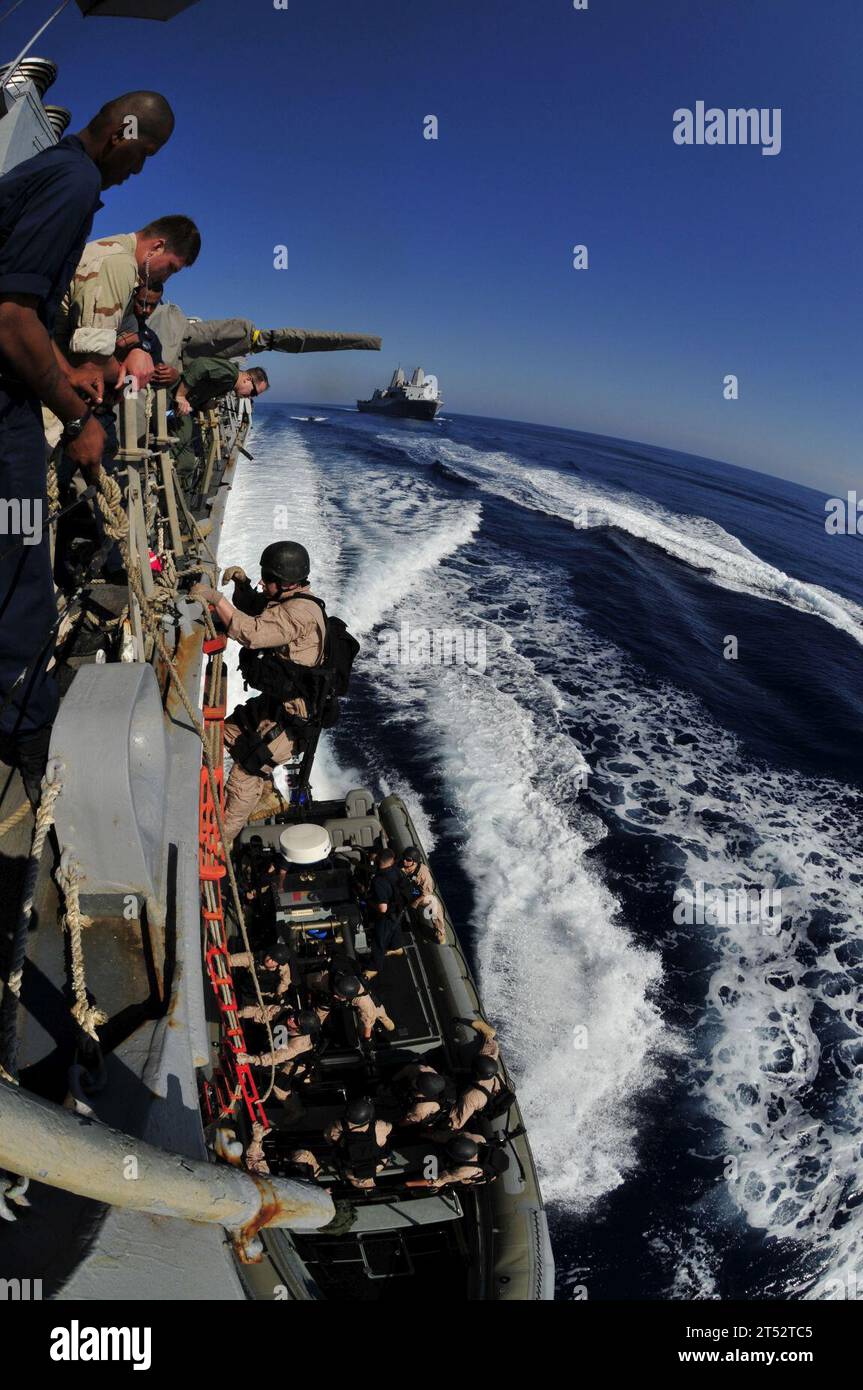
[190,540,358,844]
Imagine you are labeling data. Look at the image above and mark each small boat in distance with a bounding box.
[358,366,442,420]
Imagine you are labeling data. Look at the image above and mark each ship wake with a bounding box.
[381,433,863,653]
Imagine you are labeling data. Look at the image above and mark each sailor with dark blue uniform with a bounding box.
[366,846,407,971]
[0,92,176,797]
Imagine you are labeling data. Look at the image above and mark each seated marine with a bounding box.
[407,1134,508,1190]
[391,1062,456,1129]
[324,1097,393,1190]
[228,941,294,1004]
[399,845,446,944]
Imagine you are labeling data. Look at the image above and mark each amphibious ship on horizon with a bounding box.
[358,366,442,421]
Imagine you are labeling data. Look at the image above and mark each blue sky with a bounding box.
[7,0,861,490]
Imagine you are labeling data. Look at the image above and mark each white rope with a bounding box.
[0,798,29,840]
[55,850,108,1043]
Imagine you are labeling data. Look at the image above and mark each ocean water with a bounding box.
[221,403,863,1302]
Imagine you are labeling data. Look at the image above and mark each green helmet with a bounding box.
[259,541,310,585]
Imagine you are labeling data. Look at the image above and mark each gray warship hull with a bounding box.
[357,395,440,421]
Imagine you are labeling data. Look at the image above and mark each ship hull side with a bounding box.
[356,397,440,420]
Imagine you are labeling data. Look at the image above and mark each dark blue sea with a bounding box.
[222,402,863,1301]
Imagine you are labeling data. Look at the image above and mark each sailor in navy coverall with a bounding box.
[0,92,175,798]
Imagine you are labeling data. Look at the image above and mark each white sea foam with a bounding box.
[539,602,863,1297]
[380,433,863,651]
[435,668,670,1208]
[332,477,482,638]
[364,489,863,1286]
[364,552,673,1211]
[220,429,345,709]
[648,1229,722,1300]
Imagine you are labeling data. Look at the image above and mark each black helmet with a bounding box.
[332,972,362,1000]
[400,845,420,865]
[414,1072,446,1100]
[286,1157,317,1180]
[296,1009,321,1037]
[259,942,292,966]
[473,1056,498,1081]
[447,1136,479,1164]
[259,540,310,586]
[345,1097,374,1126]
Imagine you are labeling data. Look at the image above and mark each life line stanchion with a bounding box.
[198,631,266,1127]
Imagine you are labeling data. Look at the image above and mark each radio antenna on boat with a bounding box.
[0,0,28,30]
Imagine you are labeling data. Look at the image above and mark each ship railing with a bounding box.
[108,385,238,663]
